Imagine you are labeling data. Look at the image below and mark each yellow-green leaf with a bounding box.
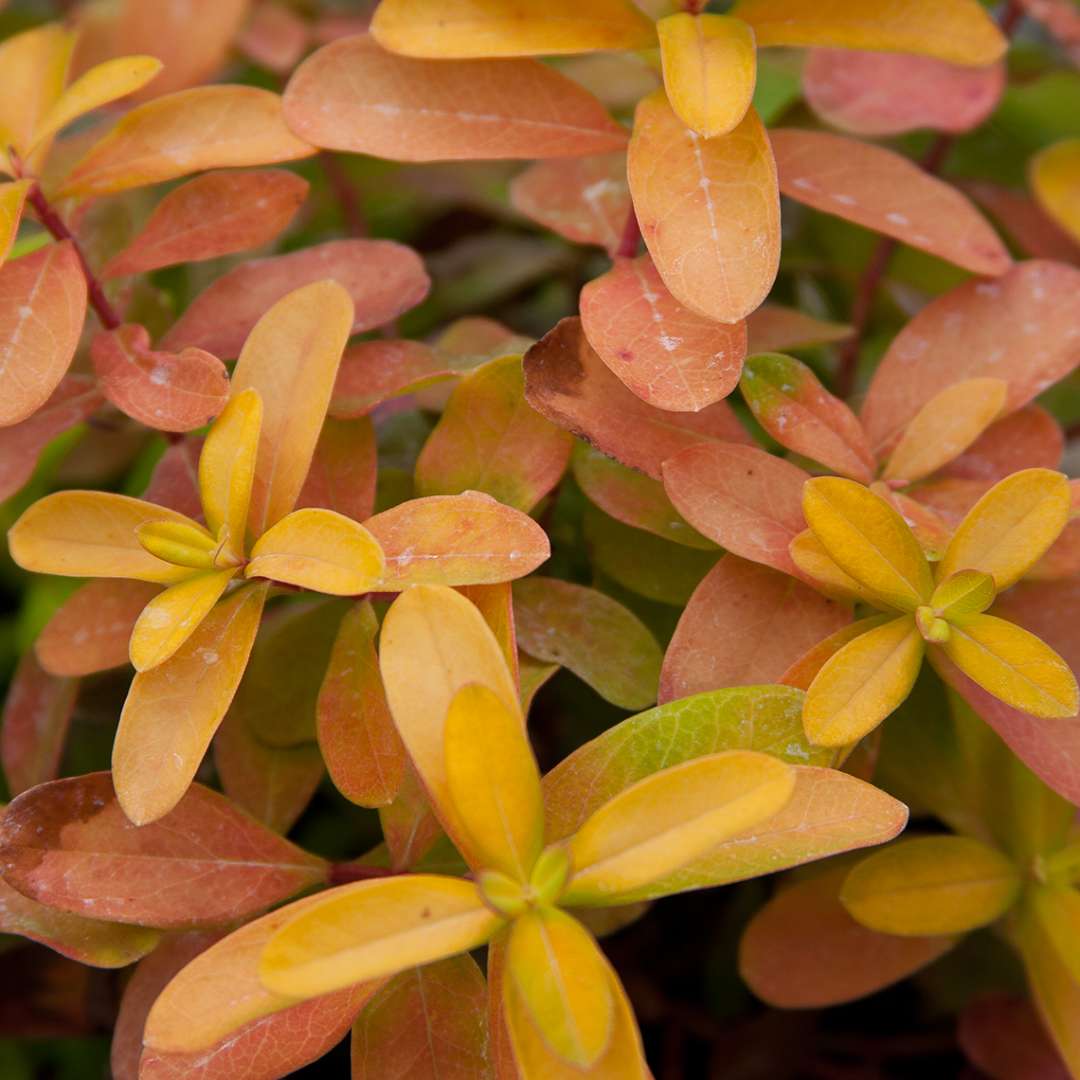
[259,875,502,999]
[562,751,795,906]
[136,519,219,570]
[930,570,996,619]
[0,180,31,267]
[657,14,756,139]
[789,529,883,606]
[198,387,262,554]
[840,835,1021,936]
[937,468,1072,591]
[1028,885,1080,987]
[803,615,925,747]
[941,613,1079,719]
[1031,137,1080,245]
[803,477,933,611]
[506,908,614,1068]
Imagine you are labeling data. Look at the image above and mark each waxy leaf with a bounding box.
[930,570,996,620]
[103,169,309,278]
[579,254,748,412]
[162,240,429,359]
[58,86,313,198]
[781,615,894,691]
[629,92,779,324]
[198,388,261,552]
[0,771,327,927]
[0,179,31,266]
[0,242,87,427]
[1032,138,1080,244]
[284,35,629,162]
[840,836,1020,936]
[331,340,452,419]
[744,303,853,354]
[513,577,661,710]
[296,417,378,525]
[771,129,1011,277]
[524,318,749,480]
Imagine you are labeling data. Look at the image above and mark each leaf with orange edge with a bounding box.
[416,354,572,512]
[739,352,875,482]
[513,577,661,710]
[0,242,87,427]
[959,992,1071,1080]
[662,442,810,576]
[738,866,956,1008]
[509,153,630,254]
[788,529,882,606]
[458,582,519,690]
[317,601,406,809]
[1032,138,1080,245]
[660,555,850,703]
[112,581,269,825]
[940,405,1064,484]
[781,615,895,691]
[872,486,953,561]
[0,770,327,927]
[102,170,308,278]
[364,492,550,590]
[860,261,1080,458]
[352,954,492,1080]
[91,324,229,433]
[0,179,31,266]
[1031,481,1080,581]
[771,129,1011,277]
[331,340,453,419]
[964,179,1080,263]
[629,92,779,325]
[379,765,443,874]
[56,85,313,198]
[283,35,628,162]
[296,416,378,525]
[580,254,748,412]
[524,318,750,480]
[161,240,429,359]
[745,303,853,354]
[803,49,1004,137]
[730,0,1007,65]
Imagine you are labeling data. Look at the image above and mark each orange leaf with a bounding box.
[939,405,1064,484]
[295,416,378,525]
[283,34,628,162]
[331,340,451,419]
[965,178,1080,263]
[629,92,779,324]
[237,2,310,75]
[745,303,853,354]
[1032,138,1080,245]
[958,992,1071,1080]
[781,614,896,692]
[0,179,31,267]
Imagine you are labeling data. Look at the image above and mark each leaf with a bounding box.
[237,3,310,75]
[331,340,452,418]
[781,615,895,691]
[939,469,1072,591]
[90,324,229,433]
[771,129,1011,276]
[1032,138,1080,244]
[744,303,853,354]
[628,92,779,324]
[513,577,661,710]
[57,85,313,198]
[840,835,1020,936]
[803,49,1004,137]
[102,169,309,278]
[379,765,444,874]
[730,0,1007,65]
[112,581,268,825]
[788,530,881,605]
[259,876,502,999]
[660,555,850,703]
[351,954,492,1080]
[198,388,262,553]
[882,378,1008,486]
[364,492,550,590]
[9,491,204,584]
[0,771,327,927]
[0,179,31,267]
[563,751,795,905]
[317,601,406,809]
[662,442,810,576]
[296,416,378,525]
[958,992,1072,1080]
[657,13,756,139]
[143,438,204,521]
[739,352,875,482]
[524,318,750,480]
[738,866,956,1008]
[930,570,996,619]
[416,355,572,512]
[803,615,925,747]
[965,178,1080,263]
[161,239,430,359]
[860,261,1080,458]
[283,34,629,162]
[0,242,87,426]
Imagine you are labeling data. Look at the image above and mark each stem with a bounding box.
[616,205,642,259]
[318,151,367,237]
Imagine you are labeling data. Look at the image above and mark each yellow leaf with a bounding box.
[128,568,237,672]
[30,56,163,150]
[0,180,31,267]
[789,528,883,606]
[803,615,924,747]
[231,281,354,536]
[941,613,1078,719]
[198,387,262,554]
[803,477,933,612]
[136,519,219,571]
[840,835,1021,936]
[370,0,657,57]
[882,378,1007,486]
[379,585,522,868]
[657,14,756,139]
[259,875,502,999]
[937,469,1072,591]
[8,492,204,585]
[730,0,1007,67]
[1031,138,1080,246]
[1028,885,1080,987]
[245,508,385,595]
[444,683,544,882]
[562,751,795,906]
[506,908,614,1068]
[930,569,996,619]
[112,582,268,825]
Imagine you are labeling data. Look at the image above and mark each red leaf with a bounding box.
[331,340,452,419]
[958,993,1070,1080]
[142,438,203,520]
[296,416,378,524]
[237,3,311,75]
[939,405,1064,482]
[963,180,1080,263]
[745,303,853,354]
